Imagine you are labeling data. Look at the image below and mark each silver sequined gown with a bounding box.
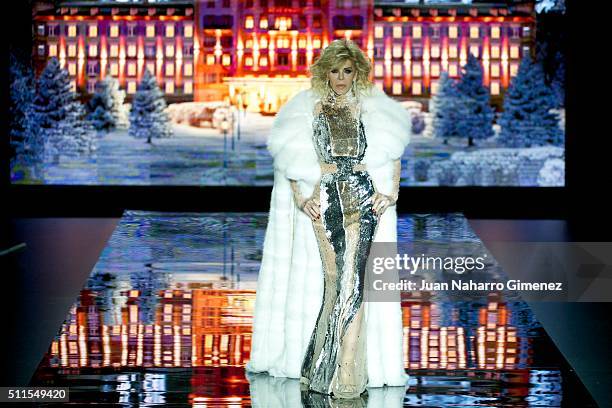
[300,89,380,400]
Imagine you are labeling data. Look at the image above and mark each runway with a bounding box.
[28,210,596,406]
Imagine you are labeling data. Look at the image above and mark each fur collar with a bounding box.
[267,87,411,185]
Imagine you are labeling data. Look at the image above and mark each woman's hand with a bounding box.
[301,196,321,221]
[372,192,395,217]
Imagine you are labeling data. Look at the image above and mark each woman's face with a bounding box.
[327,59,356,95]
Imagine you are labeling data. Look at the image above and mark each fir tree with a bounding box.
[550,51,565,108]
[9,53,42,165]
[129,70,173,143]
[87,75,129,132]
[87,76,117,131]
[431,71,462,144]
[32,57,96,161]
[499,55,563,147]
[454,53,494,146]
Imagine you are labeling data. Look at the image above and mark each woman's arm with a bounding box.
[289,178,321,220]
[373,158,401,215]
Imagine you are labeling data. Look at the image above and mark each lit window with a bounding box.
[146,25,155,38]
[491,45,500,59]
[260,56,268,66]
[491,25,500,39]
[245,39,253,49]
[374,62,383,77]
[110,62,119,76]
[166,81,174,94]
[375,25,384,39]
[510,63,518,77]
[375,80,384,91]
[412,80,422,95]
[38,24,45,36]
[127,81,137,94]
[127,44,137,57]
[86,25,97,37]
[431,80,439,95]
[68,25,77,37]
[110,24,119,37]
[431,45,440,58]
[206,54,215,65]
[222,54,230,66]
[245,16,254,29]
[393,62,402,77]
[412,63,421,77]
[146,62,155,74]
[491,63,500,77]
[470,25,479,39]
[110,44,119,57]
[89,44,98,57]
[184,80,193,94]
[259,37,267,48]
[392,80,402,95]
[70,80,77,92]
[68,44,77,57]
[412,26,422,39]
[448,45,458,58]
[165,45,174,57]
[38,45,45,56]
[491,81,500,95]
[523,45,530,56]
[165,62,174,76]
[68,62,77,76]
[431,25,440,38]
[184,24,193,38]
[449,25,458,39]
[87,80,96,93]
[522,26,531,37]
[393,25,402,39]
[260,17,268,29]
[469,45,479,58]
[449,63,458,77]
[298,38,306,48]
[431,62,440,77]
[184,62,193,76]
[49,44,58,57]
[127,62,137,76]
[393,44,402,58]
[313,37,321,49]
[510,45,519,59]
[166,24,175,38]
[245,56,253,66]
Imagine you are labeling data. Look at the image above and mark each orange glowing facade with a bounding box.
[372,2,536,101]
[32,1,535,110]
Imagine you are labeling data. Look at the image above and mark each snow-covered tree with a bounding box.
[499,55,563,147]
[87,76,128,131]
[9,53,42,165]
[454,53,494,146]
[550,51,565,108]
[129,69,173,143]
[431,71,463,144]
[32,57,96,161]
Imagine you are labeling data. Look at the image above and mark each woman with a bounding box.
[246,39,411,400]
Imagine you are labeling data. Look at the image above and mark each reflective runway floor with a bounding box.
[29,211,597,407]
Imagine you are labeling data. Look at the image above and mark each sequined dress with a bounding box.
[299,88,380,400]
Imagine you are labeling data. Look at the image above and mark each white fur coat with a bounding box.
[246,87,412,388]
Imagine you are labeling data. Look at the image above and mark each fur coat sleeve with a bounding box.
[247,86,412,388]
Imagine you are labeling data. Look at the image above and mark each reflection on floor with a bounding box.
[30,211,596,407]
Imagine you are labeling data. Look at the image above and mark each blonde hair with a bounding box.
[309,39,373,98]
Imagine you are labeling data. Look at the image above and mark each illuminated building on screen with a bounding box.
[32,1,535,111]
[372,1,536,102]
